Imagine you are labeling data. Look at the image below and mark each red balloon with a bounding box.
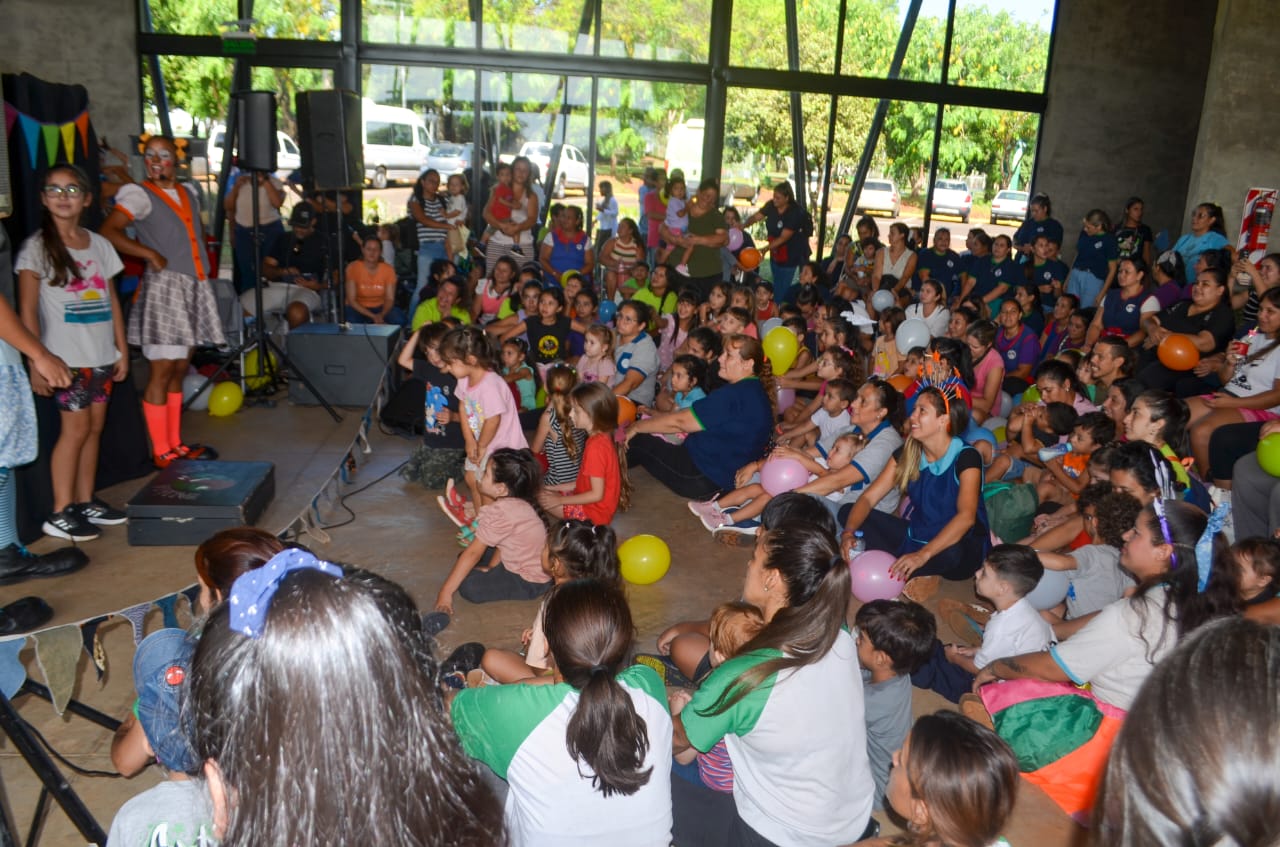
[738,246,762,270]
[616,396,638,426]
[1157,334,1200,371]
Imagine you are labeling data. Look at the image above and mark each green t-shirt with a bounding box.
[411,299,472,331]
[684,205,728,279]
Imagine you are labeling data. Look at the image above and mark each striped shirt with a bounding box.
[410,193,447,244]
[543,411,586,486]
[697,740,735,792]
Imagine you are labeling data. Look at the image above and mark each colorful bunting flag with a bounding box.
[33,626,82,715]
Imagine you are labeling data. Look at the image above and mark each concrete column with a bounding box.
[1184,0,1280,239]
[2,0,141,147]
[1035,0,1216,260]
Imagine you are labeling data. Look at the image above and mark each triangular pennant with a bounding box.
[180,584,202,617]
[32,626,82,715]
[19,113,41,169]
[0,638,27,700]
[40,122,60,167]
[74,112,90,153]
[4,103,16,137]
[155,593,181,630]
[60,121,76,161]
[118,602,152,645]
[80,616,110,681]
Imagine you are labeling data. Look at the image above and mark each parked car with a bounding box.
[422,142,490,177]
[721,162,762,204]
[854,179,901,217]
[931,179,973,223]
[202,124,301,180]
[989,189,1029,225]
[518,141,590,198]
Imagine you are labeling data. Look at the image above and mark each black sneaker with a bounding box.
[42,508,100,542]
[0,544,90,586]
[76,498,127,526]
[0,596,54,635]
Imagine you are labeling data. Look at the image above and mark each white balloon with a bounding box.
[894,318,931,355]
[871,289,896,312]
[182,373,211,412]
[760,317,783,335]
[1026,569,1071,611]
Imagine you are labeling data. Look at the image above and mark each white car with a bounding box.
[201,124,301,179]
[855,179,901,217]
[519,142,590,198]
[990,189,1029,225]
[931,179,973,223]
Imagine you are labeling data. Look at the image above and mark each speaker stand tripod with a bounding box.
[186,172,341,422]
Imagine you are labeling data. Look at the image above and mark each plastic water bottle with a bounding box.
[1038,443,1073,463]
[851,531,867,557]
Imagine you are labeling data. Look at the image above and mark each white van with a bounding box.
[664,119,705,185]
[362,99,432,189]
[202,125,302,179]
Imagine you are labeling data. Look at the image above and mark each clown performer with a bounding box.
[102,135,225,467]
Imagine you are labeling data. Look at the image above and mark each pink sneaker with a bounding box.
[700,508,731,532]
[687,499,721,521]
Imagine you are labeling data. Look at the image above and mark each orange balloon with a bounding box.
[888,374,914,392]
[738,246,762,271]
[1157,334,1200,371]
[616,395,638,426]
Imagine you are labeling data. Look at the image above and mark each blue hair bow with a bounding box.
[228,548,342,638]
[1195,503,1231,593]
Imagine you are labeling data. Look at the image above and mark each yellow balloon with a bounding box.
[208,381,244,417]
[762,326,799,375]
[618,534,671,585]
[243,349,278,391]
[992,425,1007,443]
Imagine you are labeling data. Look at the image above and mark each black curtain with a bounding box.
[4,73,152,543]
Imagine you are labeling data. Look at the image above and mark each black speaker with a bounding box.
[296,90,363,191]
[235,90,278,172]
[288,323,400,407]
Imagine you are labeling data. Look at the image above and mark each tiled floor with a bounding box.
[0,396,1081,845]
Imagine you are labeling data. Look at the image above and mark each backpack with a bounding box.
[983,481,1038,544]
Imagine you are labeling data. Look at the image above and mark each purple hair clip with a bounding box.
[228,548,341,639]
[1152,497,1176,570]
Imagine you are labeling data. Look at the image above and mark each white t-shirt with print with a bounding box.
[1226,334,1280,408]
[15,231,123,368]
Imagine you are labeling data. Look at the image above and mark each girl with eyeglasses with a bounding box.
[17,165,129,542]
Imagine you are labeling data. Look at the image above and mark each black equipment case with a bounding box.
[126,460,275,546]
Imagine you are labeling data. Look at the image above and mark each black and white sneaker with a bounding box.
[76,498,128,526]
[42,508,101,542]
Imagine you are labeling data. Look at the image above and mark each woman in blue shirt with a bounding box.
[1066,209,1120,308]
[1173,202,1230,285]
[626,334,773,499]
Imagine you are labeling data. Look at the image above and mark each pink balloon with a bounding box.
[776,387,797,413]
[849,550,906,602]
[760,457,808,496]
[728,228,744,252]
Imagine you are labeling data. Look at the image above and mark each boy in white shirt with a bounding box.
[911,544,1054,702]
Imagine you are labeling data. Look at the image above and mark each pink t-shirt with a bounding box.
[474,498,549,584]
[456,370,528,454]
[578,353,616,384]
[973,348,1004,398]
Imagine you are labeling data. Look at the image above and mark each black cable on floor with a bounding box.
[319,459,409,531]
